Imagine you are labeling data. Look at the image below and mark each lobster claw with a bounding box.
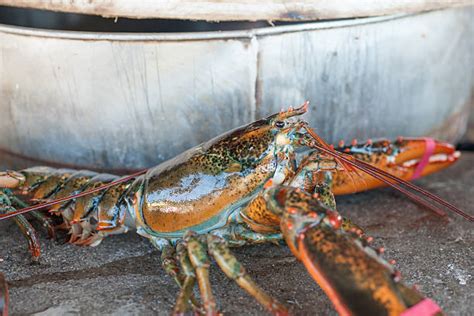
[297,222,441,316]
[390,138,459,180]
[296,223,443,316]
[264,186,443,316]
[332,138,460,195]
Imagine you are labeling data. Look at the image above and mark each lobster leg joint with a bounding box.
[185,232,218,316]
[172,242,201,315]
[207,234,288,316]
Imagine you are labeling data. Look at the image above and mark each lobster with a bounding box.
[0,102,471,315]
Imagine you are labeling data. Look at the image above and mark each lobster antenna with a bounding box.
[304,126,473,222]
[311,140,447,217]
[346,155,472,221]
[332,151,447,217]
[342,136,373,192]
[0,169,148,221]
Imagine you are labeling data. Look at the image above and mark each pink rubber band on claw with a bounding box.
[411,138,436,180]
[400,298,442,316]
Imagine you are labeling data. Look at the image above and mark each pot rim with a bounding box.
[0,12,408,42]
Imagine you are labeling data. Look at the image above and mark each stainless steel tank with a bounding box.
[0,6,473,171]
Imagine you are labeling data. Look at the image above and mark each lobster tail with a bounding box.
[0,167,146,258]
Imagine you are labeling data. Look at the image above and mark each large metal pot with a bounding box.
[0,6,472,171]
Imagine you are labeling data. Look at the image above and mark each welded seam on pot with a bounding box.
[253,36,263,119]
[0,13,413,42]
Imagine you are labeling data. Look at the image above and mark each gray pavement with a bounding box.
[0,153,473,315]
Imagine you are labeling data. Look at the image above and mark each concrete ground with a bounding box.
[0,153,472,316]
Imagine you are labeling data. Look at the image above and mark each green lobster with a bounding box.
[0,102,470,315]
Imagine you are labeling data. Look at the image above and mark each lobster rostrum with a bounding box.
[0,102,471,316]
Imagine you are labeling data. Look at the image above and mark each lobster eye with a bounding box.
[275,121,285,128]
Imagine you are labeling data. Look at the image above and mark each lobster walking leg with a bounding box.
[212,223,282,247]
[185,232,219,316]
[7,194,57,240]
[0,191,41,261]
[231,226,282,246]
[8,211,41,261]
[29,211,57,240]
[161,243,183,288]
[207,234,288,316]
[173,242,199,315]
[162,242,201,314]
